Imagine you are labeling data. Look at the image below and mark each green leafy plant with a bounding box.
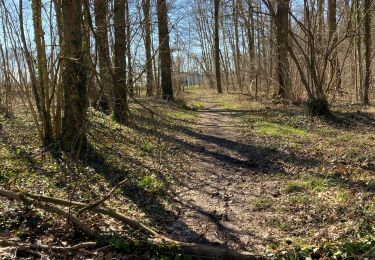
[138,175,165,194]
[253,197,273,211]
[284,182,306,193]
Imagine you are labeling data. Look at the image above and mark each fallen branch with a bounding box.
[0,241,97,252]
[0,189,96,238]
[0,188,261,259]
[0,239,258,259]
[149,238,261,259]
[77,179,127,215]
[23,191,158,237]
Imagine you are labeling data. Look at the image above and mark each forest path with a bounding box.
[169,93,279,252]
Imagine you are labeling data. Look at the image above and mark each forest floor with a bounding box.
[0,87,374,258]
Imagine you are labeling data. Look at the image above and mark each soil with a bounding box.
[162,95,303,252]
[0,90,373,257]
[145,91,374,254]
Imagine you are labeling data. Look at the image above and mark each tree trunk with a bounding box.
[113,0,130,123]
[247,0,255,90]
[83,0,95,110]
[363,0,371,104]
[328,0,341,91]
[52,0,64,138]
[214,0,223,94]
[356,0,364,101]
[61,0,88,155]
[125,0,134,97]
[316,0,324,47]
[275,0,290,98]
[31,0,53,145]
[156,0,174,100]
[247,0,255,61]
[233,0,242,91]
[94,0,111,112]
[143,0,154,96]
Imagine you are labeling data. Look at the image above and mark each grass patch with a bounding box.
[273,223,375,259]
[284,181,306,193]
[255,122,306,137]
[329,133,355,144]
[220,101,238,110]
[305,177,329,192]
[268,218,290,231]
[335,189,351,204]
[215,96,241,110]
[285,177,330,194]
[190,101,205,110]
[169,110,197,120]
[141,140,154,151]
[138,175,165,194]
[288,194,310,205]
[253,197,273,211]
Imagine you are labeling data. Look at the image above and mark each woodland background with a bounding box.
[0,0,374,259]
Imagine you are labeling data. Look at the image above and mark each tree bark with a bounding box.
[328,0,342,91]
[233,0,242,91]
[113,0,130,123]
[143,0,154,96]
[125,0,134,97]
[316,0,324,47]
[363,0,371,104]
[275,0,290,98]
[31,0,53,145]
[355,0,364,101]
[247,0,255,86]
[156,0,174,100]
[214,0,223,93]
[52,0,64,138]
[61,0,88,155]
[93,0,111,112]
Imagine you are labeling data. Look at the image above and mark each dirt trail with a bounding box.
[143,92,374,255]
[169,95,280,252]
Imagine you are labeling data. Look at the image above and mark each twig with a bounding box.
[0,189,96,238]
[22,190,158,236]
[77,179,127,215]
[0,240,97,252]
[0,188,261,259]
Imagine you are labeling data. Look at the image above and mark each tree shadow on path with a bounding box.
[131,113,320,176]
